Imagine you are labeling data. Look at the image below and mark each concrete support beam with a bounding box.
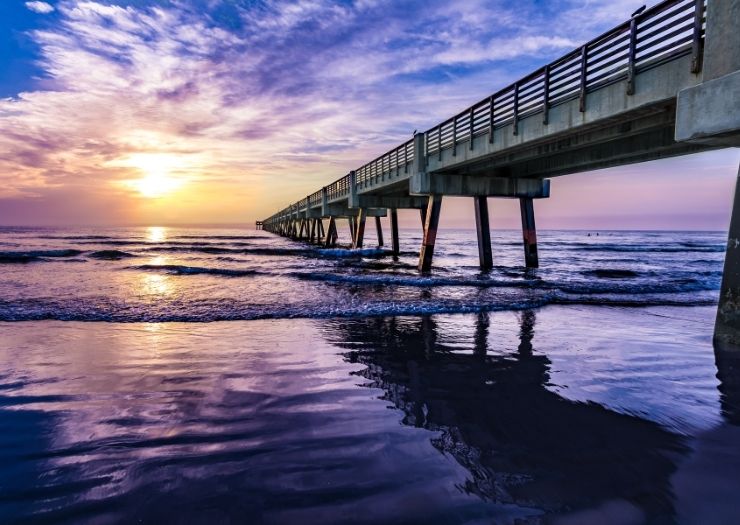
[716,164,740,346]
[676,0,740,146]
[375,216,384,247]
[520,197,539,268]
[353,209,367,249]
[411,173,550,198]
[322,203,387,218]
[355,195,429,209]
[474,196,493,270]
[419,195,443,272]
[390,209,400,255]
[676,70,740,146]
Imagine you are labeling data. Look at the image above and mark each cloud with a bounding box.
[1,0,671,224]
[25,1,55,14]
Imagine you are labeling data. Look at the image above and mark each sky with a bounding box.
[0,0,738,229]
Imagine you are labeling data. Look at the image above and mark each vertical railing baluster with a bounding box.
[452,117,458,156]
[488,95,495,143]
[408,139,412,174]
[513,82,519,136]
[690,0,705,74]
[627,19,637,95]
[438,126,442,161]
[543,65,550,125]
[578,45,588,112]
[469,106,475,150]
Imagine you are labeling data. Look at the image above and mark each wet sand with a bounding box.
[1,305,739,523]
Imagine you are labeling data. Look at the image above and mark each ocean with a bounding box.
[1,225,738,524]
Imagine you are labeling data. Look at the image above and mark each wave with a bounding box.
[0,249,83,264]
[569,244,724,253]
[0,294,716,322]
[129,264,259,277]
[142,246,390,259]
[88,250,136,260]
[292,272,542,289]
[582,269,640,279]
[173,235,264,240]
[291,270,719,295]
[36,235,127,241]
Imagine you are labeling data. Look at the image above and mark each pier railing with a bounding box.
[262,0,705,226]
[425,0,704,157]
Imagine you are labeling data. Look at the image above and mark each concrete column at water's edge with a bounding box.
[716,164,740,346]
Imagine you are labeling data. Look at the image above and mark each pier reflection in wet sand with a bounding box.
[330,311,689,523]
[1,306,739,523]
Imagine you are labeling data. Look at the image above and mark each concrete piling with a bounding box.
[353,209,367,249]
[419,195,443,272]
[716,164,740,346]
[390,209,400,255]
[325,217,337,248]
[519,197,539,268]
[375,216,384,247]
[474,196,493,270]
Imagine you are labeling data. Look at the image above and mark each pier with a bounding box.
[260,0,740,341]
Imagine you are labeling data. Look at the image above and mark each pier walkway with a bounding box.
[260,0,740,343]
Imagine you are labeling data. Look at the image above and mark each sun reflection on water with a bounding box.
[141,274,172,296]
[146,226,167,243]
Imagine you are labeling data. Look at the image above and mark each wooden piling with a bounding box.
[418,195,442,272]
[519,197,539,268]
[474,196,493,270]
[390,208,400,255]
[375,216,384,247]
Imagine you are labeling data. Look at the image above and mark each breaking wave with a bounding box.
[130,264,260,277]
[0,249,83,264]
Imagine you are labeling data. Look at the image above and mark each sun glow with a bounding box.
[113,153,193,199]
[133,174,184,198]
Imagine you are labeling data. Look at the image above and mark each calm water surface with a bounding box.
[0,226,738,524]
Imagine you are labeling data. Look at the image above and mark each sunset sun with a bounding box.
[114,153,190,198]
[132,172,183,198]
